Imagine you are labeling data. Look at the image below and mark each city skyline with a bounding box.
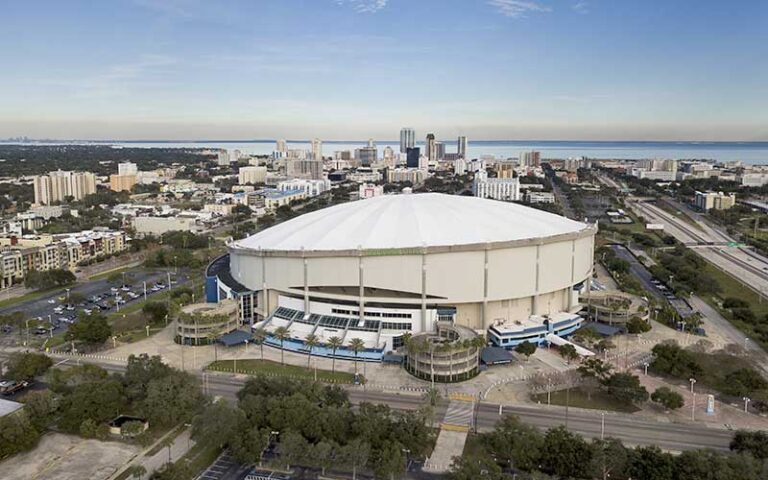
[1,0,767,141]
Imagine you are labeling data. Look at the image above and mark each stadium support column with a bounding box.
[533,244,541,314]
[421,246,427,333]
[568,239,576,311]
[261,247,269,318]
[482,245,489,329]
[358,246,365,324]
[302,247,310,315]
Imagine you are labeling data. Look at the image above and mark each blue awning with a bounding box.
[481,347,514,365]
[218,330,253,347]
[583,322,623,337]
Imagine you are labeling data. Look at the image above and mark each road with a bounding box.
[609,244,693,318]
[43,355,738,453]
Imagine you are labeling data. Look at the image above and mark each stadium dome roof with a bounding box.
[234,193,590,252]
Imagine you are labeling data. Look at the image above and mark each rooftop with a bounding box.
[235,192,590,252]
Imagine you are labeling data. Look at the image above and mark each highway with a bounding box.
[43,355,737,453]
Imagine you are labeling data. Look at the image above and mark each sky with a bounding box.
[0,0,767,141]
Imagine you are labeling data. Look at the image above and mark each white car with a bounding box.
[47,299,56,304]
[110,287,119,293]
[53,307,64,314]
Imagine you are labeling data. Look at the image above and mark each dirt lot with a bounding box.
[0,432,140,480]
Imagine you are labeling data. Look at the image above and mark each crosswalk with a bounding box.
[442,398,474,431]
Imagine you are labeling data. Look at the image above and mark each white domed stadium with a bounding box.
[206,192,597,361]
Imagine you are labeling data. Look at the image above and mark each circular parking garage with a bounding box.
[404,323,482,383]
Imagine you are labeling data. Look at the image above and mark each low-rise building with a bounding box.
[473,172,521,201]
[526,191,555,204]
[262,189,306,210]
[132,215,206,237]
[386,168,428,184]
[359,183,384,199]
[276,179,330,197]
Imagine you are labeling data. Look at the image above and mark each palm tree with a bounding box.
[304,333,319,368]
[130,465,147,480]
[273,326,290,365]
[327,336,343,373]
[253,327,268,361]
[348,338,365,376]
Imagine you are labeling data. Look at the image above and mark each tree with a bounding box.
[650,342,702,378]
[449,453,504,480]
[22,390,56,430]
[482,415,544,471]
[123,354,172,403]
[327,336,343,373]
[515,341,537,360]
[539,426,594,479]
[129,465,147,480]
[304,333,319,368]
[577,357,612,382]
[559,344,579,362]
[603,372,649,404]
[24,269,76,290]
[252,327,267,361]
[590,438,629,480]
[348,338,366,376]
[722,368,768,397]
[372,440,406,480]
[142,302,169,324]
[627,316,652,334]
[651,387,684,410]
[730,430,768,459]
[311,440,337,475]
[277,430,308,470]
[230,426,270,466]
[67,312,111,344]
[121,420,146,437]
[192,400,245,448]
[0,411,40,459]
[273,327,290,365]
[58,379,127,433]
[339,438,370,480]
[143,371,203,427]
[4,352,53,381]
[627,445,675,480]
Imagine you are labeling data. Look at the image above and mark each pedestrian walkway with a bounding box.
[424,397,474,473]
[108,426,195,480]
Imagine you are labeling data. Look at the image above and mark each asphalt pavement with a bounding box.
[0,268,189,342]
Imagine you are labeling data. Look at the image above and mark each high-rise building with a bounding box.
[383,146,395,166]
[434,142,445,161]
[276,139,287,153]
[520,151,541,167]
[426,133,436,162]
[118,162,138,176]
[406,147,420,168]
[455,158,467,176]
[311,138,323,160]
[110,174,137,192]
[286,159,323,180]
[400,128,415,153]
[217,150,231,166]
[33,170,96,205]
[357,147,377,167]
[367,138,376,148]
[239,166,268,185]
[457,136,468,159]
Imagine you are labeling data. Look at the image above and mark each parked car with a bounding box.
[0,380,29,396]
[47,299,56,304]
[1,325,12,334]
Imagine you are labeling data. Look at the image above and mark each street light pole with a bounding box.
[744,397,751,413]
[601,412,605,440]
[689,378,696,422]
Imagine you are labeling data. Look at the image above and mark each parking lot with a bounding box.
[0,268,190,345]
[199,451,250,480]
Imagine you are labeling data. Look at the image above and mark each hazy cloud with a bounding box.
[572,1,588,14]
[335,0,388,13]
[488,0,551,18]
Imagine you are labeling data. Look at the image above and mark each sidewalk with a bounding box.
[108,426,195,480]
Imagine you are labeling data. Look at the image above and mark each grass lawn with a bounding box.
[88,265,143,282]
[654,200,704,231]
[207,358,357,384]
[0,287,60,309]
[530,387,641,414]
[462,433,487,458]
[179,440,223,478]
